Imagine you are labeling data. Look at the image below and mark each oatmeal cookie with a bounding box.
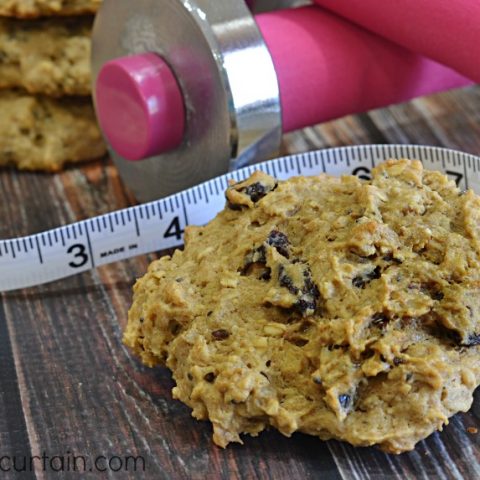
[0,90,106,171]
[0,17,92,97]
[0,0,101,18]
[125,161,480,453]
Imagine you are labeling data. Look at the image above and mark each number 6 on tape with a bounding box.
[1,145,479,292]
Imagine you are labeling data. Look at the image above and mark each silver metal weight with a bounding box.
[92,0,291,202]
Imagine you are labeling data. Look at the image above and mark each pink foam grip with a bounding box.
[313,0,480,83]
[256,6,473,133]
[95,53,184,161]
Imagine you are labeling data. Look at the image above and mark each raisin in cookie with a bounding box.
[0,0,101,18]
[124,161,480,453]
[0,90,105,171]
[0,17,92,97]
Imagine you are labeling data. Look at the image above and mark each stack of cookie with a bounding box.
[0,0,106,171]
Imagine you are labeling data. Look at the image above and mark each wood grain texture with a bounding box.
[1,85,480,479]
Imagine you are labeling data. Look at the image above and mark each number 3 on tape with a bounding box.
[68,243,89,269]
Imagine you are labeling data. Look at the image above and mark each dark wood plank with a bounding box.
[1,85,479,479]
[0,302,35,480]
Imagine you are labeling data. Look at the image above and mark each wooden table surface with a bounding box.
[1,85,480,480]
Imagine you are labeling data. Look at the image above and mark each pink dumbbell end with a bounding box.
[95,53,185,161]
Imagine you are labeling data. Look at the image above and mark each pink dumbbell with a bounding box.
[312,0,480,83]
[92,0,472,201]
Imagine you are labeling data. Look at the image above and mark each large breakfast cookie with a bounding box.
[0,0,101,18]
[0,17,92,97]
[0,90,106,171]
[124,160,480,453]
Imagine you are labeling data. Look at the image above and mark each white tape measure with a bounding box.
[1,144,479,292]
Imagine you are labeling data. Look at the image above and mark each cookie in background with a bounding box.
[0,0,101,18]
[0,2,106,171]
[0,90,105,171]
[0,16,92,96]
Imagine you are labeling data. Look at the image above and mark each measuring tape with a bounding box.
[1,144,479,292]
